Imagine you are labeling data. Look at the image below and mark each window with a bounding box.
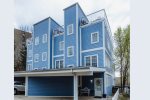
[42,52,47,61]
[55,60,64,69]
[85,55,98,67]
[35,37,39,45]
[91,32,99,44]
[59,41,64,51]
[27,64,32,71]
[34,54,39,62]
[42,34,47,43]
[28,50,32,57]
[67,24,73,35]
[67,46,74,57]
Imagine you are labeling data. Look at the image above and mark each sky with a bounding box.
[15,0,129,77]
[15,0,130,34]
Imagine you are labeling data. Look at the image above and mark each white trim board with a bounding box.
[81,47,103,53]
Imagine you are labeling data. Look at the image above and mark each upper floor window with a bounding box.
[59,41,64,51]
[34,54,39,62]
[42,34,47,43]
[67,24,73,35]
[35,37,39,45]
[28,50,32,57]
[91,32,99,44]
[85,55,98,67]
[67,46,74,57]
[42,52,47,61]
[27,64,32,71]
[55,60,64,69]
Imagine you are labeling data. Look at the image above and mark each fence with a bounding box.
[112,89,119,100]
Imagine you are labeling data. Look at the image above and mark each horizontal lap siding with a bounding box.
[28,76,73,96]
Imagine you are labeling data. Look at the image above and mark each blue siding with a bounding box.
[81,22,103,51]
[64,5,77,67]
[106,75,113,95]
[82,50,104,67]
[54,35,64,56]
[33,18,49,69]
[28,76,73,96]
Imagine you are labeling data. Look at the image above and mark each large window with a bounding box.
[91,32,99,44]
[42,52,47,61]
[34,54,39,62]
[55,60,64,69]
[59,41,64,51]
[85,55,98,67]
[42,34,47,43]
[67,46,74,57]
[27,64,32,70]
[35,37,39,45]
[67,24,73,35]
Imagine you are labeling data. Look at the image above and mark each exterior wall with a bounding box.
[82,50,104,67]
[28,76,73,96]
[64,4,77,67]
[81,22,103,51]
[106,74,113,95]
[33,18,49,70]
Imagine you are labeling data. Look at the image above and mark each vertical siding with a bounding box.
[28,76,73,96]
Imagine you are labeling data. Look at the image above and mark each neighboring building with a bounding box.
[14,28,31,71]
[15,3,114,99]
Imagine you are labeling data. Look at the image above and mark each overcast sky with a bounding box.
[15,0,130,34]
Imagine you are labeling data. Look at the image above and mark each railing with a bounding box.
[81,9,113,43]
[112,89,119,100]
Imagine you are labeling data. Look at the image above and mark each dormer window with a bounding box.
[67,24,73,35]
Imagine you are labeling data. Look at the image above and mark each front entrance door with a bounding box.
[94,78,103,97]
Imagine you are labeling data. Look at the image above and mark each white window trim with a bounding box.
[59,41,64,51]
[67,46,74,57]
[28,50,32,57]
[34,54,39,62]
[67,24,73,35]
[84,54,98,67]
[67,64,74,68]
[55,59,64,69]
[42,52,47,61]
[35,36,39,45]
[91,32,99,44]
[27,64,32,71]
[42,34,47,43]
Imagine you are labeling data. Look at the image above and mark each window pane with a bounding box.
[92,33,98,43]
[92,56,97,67]
[86,57,90,66]
[60,60,63,68]
[59,41,64,50]
[68,47,73,56]
[56,61,59,69]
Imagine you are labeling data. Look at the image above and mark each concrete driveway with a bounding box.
[14,95,111,100]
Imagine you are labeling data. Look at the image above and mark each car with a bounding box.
[14,81,25,95]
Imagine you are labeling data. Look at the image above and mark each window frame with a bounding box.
[84,54,98,67]
[35,36,39,45]
[34,54,39,62]
[91,32,99,44]
[67,46,74,57]
[59,41,64,51]
[28,50,32,57]
[67,24,73,35]
[42,52,47,61]
[42,34,47,43]
[55,59,64,69]
[27,64,32,71]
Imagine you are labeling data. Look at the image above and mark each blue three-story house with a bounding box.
[16,3,114,99]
